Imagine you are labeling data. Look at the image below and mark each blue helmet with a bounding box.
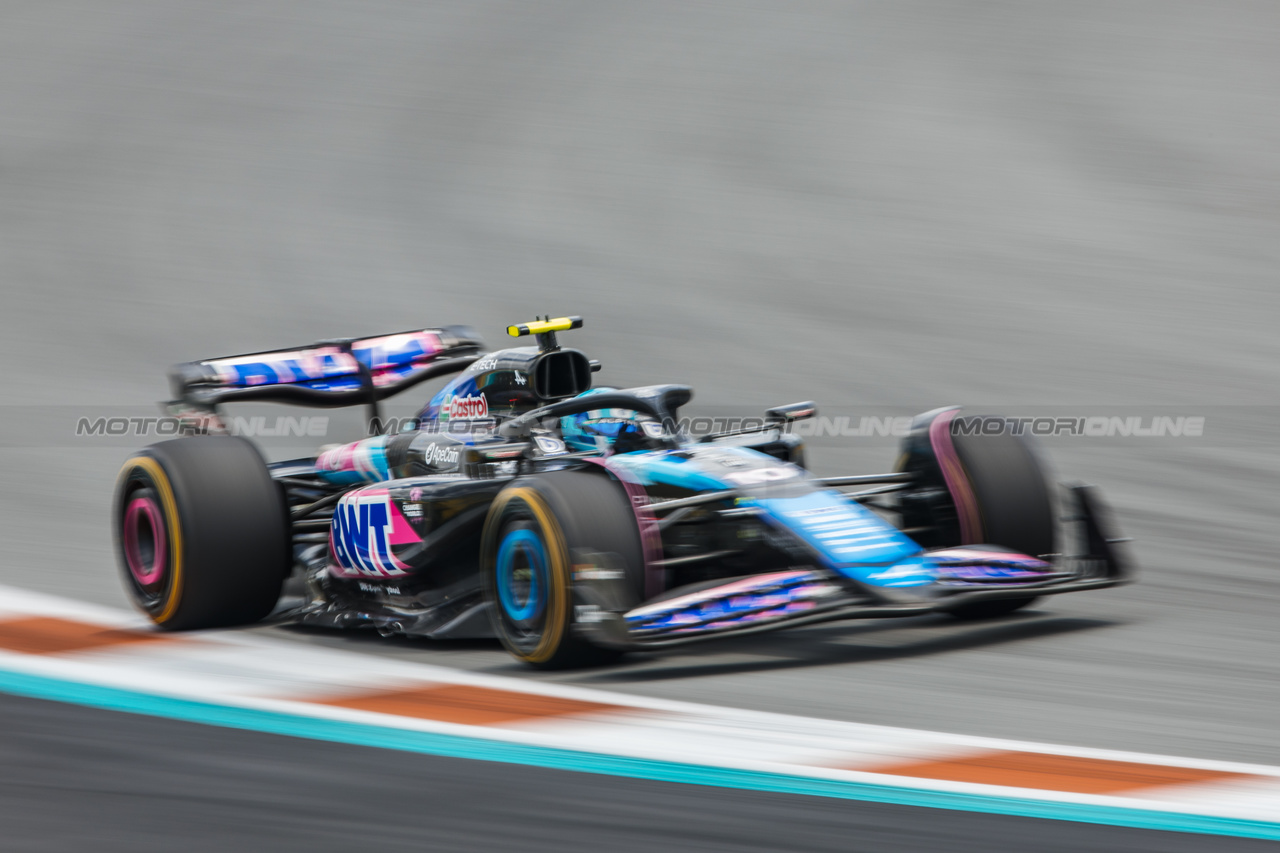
[559,388,648,452]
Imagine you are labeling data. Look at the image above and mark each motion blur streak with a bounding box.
[1,0,1279,849]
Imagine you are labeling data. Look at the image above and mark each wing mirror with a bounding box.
[765,401,817,432]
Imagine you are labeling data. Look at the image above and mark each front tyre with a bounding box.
[113,436,289,630]
[898,408,1056,621]
[482,470,644,669]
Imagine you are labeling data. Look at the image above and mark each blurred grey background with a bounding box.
[1,1,1278,763]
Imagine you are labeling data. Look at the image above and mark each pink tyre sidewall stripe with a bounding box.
[927,409,983,545]
[585,458,665,598]
[123,496,167,587]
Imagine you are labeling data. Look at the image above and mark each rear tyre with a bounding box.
[482,469,644,669]
[113,436,290,630]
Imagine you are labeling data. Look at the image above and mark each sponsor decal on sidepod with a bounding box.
[330,490,417,577]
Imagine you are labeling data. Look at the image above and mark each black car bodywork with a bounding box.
[114,318,1131,667]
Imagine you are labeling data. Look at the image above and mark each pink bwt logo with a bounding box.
[329,490,417,577]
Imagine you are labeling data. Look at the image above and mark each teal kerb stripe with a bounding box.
[0,667,1277,841]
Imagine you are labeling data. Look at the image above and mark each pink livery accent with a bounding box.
[927,548,1051,569]
[627,570,820,619]
[315,436,389,483]
[928,408,983,545]
[927,547,1053,582]
[358,331,445,387]
[356,331,443,370]
[382,494,423,546]
[587,458,665,598]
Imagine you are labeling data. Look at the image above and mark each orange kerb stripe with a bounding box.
[315,684,629,726]
[864,750,1250,795]
[0,616,168,655]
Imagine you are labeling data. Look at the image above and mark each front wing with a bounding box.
[577,485,1131,650]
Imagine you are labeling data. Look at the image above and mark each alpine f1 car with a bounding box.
[113,317,1132,668]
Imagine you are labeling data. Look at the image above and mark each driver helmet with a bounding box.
[560,387,649,452]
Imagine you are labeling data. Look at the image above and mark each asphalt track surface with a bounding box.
[2,0,1279,849]
[6,692,1278,853]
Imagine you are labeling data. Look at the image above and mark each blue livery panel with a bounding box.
[753,490,933,587]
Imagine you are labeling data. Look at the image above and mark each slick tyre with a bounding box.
[113,436,290,630]
[947,426,1056,620]
[482,469,644,669]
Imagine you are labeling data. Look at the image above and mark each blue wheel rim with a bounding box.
[496,528,547,622]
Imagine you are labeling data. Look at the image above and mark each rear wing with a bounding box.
[168,326,484,417]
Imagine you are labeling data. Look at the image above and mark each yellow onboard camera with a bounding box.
[507,316,583,352]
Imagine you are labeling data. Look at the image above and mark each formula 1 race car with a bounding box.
[113,317,1132,668]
